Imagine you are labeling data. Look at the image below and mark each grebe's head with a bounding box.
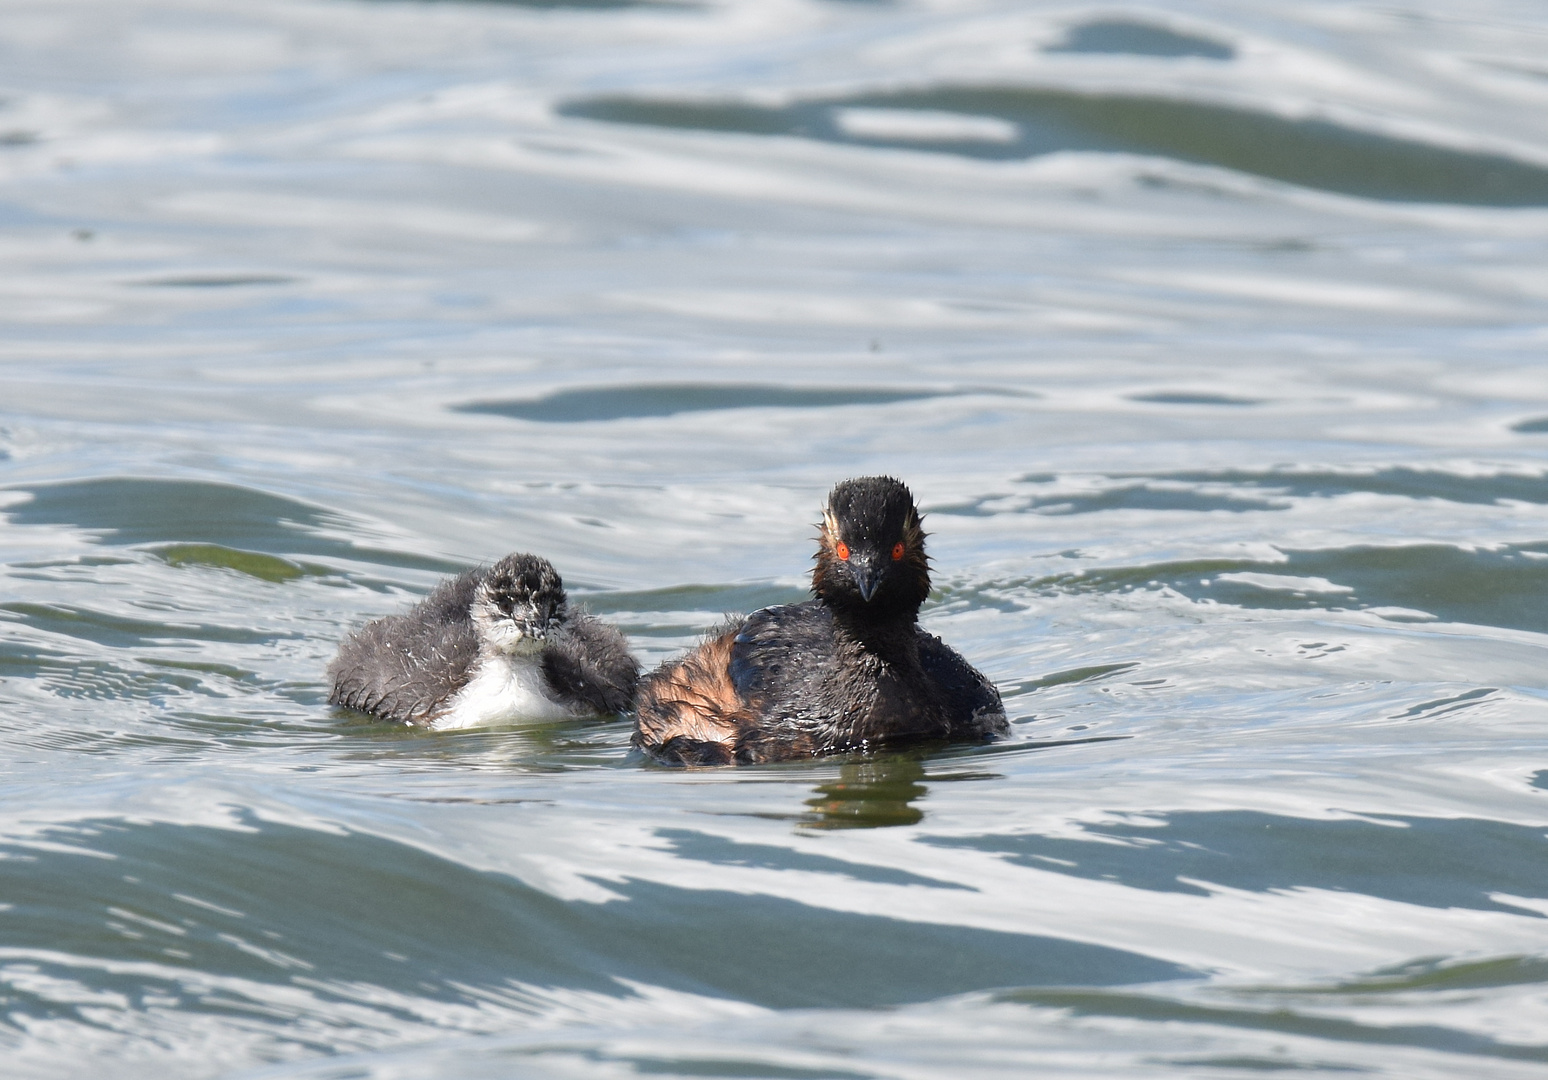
[472,553,567,655]
[812,476,930,619]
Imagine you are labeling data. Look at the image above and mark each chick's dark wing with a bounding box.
[328,610,477,723]
[540,610,640,714]
[327,569,483,723]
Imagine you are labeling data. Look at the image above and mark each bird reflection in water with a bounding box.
[800,753,929,830]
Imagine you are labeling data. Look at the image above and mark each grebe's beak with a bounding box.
[853,561,881,602]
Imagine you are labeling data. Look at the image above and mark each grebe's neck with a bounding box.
[828,601,921,665]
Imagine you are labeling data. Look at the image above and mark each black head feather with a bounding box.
[812,475,930,620]
[475,553,567,650]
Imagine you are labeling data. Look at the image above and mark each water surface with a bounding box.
[2,0,1548,1077]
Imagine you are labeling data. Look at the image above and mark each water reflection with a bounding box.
[0,814,1191,1025]
[455,383,951,423]
[997,985,1548,1066]
[800,754,929,830]
[559,85,1548,205]
[2,478,458,572]
[930,466,1548,520]
[928,811,1548,915]
[1029,542,1548,631]
[1047,19,1235,59]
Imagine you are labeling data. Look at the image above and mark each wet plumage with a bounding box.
[634,476,1007,764]
[329,552,638,728]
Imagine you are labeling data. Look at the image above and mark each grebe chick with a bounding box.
[329,553,638,729]
[634,476,1006,765]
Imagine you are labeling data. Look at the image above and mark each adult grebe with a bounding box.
[634,476,1006,764]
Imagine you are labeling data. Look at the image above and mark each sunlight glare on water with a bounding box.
[2,0,1548,1076]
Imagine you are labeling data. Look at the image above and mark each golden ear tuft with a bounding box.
[821,507,850,561]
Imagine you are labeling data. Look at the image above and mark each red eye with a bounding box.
[835,541,851,561]
[891,542,905,561]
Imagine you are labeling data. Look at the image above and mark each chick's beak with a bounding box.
[512,606,548,638]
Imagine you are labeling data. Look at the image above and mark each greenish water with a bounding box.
[557,88,1548,204]
[2,1,1548,1077]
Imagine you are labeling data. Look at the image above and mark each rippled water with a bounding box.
[4,0,1548,1076]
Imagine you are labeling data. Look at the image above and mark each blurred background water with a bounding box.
[3,0,1548,1076]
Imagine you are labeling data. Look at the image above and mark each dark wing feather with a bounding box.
[728,600,834,705]
[540,609,640,714]
[916,629,1007,738]
[327,569,482,724]
[726,600,865,760]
